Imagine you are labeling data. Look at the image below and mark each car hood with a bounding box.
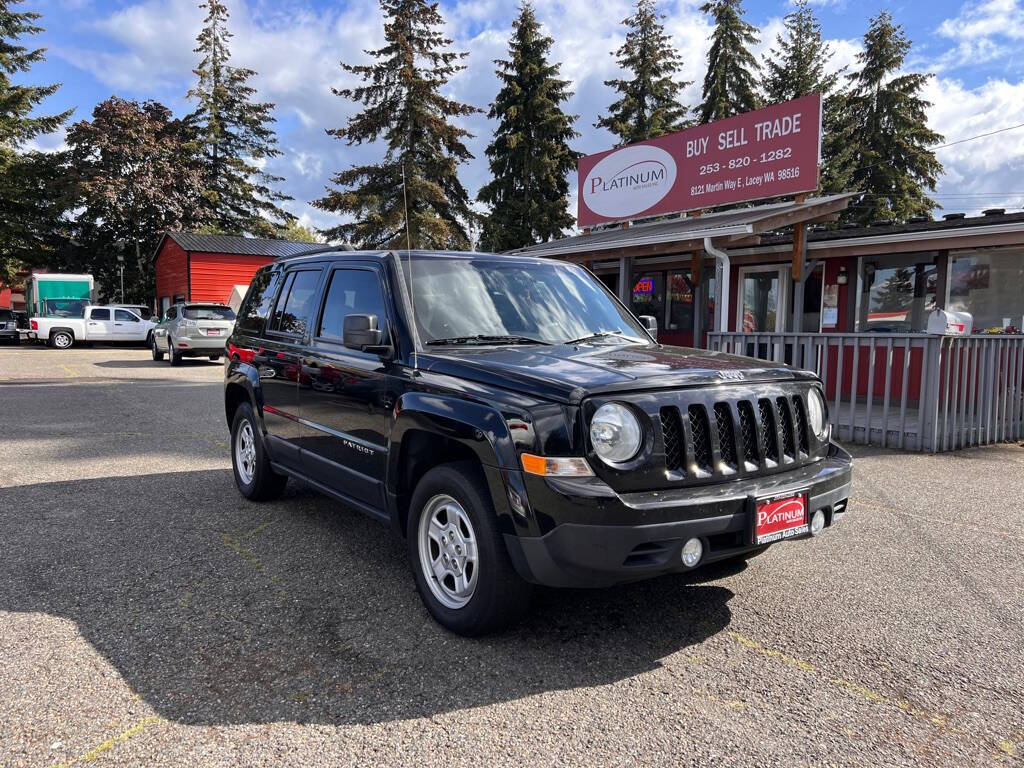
[419,342,804,404]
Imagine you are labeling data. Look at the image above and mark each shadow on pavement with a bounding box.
[94,358,221,368]
[0,469,734,727]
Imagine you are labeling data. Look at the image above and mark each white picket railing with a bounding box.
[705,332,1024,452]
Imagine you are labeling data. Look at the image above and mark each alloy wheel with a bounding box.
[417,494,479,609]
[235,419,257,485]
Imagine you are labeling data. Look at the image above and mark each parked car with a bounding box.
[109,303,154,321]
[151,302,235,365]
[29,305,156,349]
[0,308,20,344]
[224,250,853,635]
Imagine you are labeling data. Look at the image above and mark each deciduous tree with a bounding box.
[478,3,579,252]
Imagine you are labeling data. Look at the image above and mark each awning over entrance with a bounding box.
[510,192,856,334]
[508,192,857,262]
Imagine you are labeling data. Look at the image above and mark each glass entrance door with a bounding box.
[738,267,787,332]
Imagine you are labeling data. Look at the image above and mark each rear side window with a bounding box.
[183,305,235,321]
[318,269,389,342]
[115,309,140,322]
[166,306,177,320]
[90,308,110,320]
[236,269,281,335]
[269,270,321,336]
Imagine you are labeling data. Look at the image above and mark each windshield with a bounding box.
[183,305,235,321]
[404,257,648,346]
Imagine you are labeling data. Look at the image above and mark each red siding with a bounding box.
[189,252,275,303]
[155,239,189,301]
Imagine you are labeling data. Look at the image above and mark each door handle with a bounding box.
[252,353,269,364]
[301,363,322,377]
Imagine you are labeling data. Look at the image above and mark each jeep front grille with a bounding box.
[647,386,816,487]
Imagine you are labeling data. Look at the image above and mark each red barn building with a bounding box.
[153,232,317,316]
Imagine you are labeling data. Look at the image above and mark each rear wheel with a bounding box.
[168,337,182,366]
[231,401,287,501]
[49,330,73,349]
[407,461,532,635]
[151,335,164,361]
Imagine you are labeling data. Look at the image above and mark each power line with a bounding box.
[934,121,1024,150]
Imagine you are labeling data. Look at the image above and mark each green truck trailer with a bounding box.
[25,273,95,318]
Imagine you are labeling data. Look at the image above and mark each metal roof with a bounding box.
[161,232,321,258]
[507,193,857,260]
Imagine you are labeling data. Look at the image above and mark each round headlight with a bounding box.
[807,388,827,438]
[590,403,642,464]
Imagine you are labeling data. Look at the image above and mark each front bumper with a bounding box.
[504,443,852,588]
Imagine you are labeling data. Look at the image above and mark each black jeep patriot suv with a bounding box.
[225,249,852,635]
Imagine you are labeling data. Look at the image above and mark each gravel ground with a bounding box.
[0,345,1021,767]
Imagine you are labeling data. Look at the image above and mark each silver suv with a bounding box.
[152,302,235,365]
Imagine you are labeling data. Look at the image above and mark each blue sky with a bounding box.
[20,0,1024,233]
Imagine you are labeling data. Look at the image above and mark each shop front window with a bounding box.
[858,253,937,333]
[666,271,693,331]
[632,273,664,321]
[949,247,1024,332]
[739,269,782,332]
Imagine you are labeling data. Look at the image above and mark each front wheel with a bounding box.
[230,402,287,501]
[407,462,532,635]
[167,337,182,366]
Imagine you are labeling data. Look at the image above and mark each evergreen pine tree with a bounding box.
[0,0,71,263]
[187,0,291,237]
[760,0,851,194]
[477,3,579,252]
[697,0,760,124]
[595,0,690,145]
[314,0,479,249]
[842,11,943,224]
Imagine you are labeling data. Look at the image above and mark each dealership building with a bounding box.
[511,96,1024,452]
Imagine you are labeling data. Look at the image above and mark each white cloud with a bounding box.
[932,0,1024,73]
[924,77,1024,214]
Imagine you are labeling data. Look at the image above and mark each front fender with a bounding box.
[387,392,535,537]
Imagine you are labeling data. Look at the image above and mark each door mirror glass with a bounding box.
[343,314,387,353]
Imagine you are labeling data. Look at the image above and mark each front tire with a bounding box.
[151,335,164,361]
[407,461,532,635]
[230,401,287,501]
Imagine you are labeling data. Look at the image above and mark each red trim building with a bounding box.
[153,232,318,315]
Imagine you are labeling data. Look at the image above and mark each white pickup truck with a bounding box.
[30,305,157,349]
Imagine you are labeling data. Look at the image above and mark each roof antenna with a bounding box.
[401,162,417,371]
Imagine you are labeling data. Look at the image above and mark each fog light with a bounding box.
[681,537,703,567]
[810,509,826,536]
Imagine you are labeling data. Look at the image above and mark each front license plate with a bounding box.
[755,494,809,545]
[206,328,221,336]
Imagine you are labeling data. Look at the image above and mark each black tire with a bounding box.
[407,461,532,635]
[49,330,74,349]
[168,336,182,366]
[230,401,287,501]
[151,335,164,361]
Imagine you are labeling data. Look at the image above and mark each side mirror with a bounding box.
[343,314,391,355]
[638,314,658,336]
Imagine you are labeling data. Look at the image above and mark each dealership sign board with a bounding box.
[578,93,821,227]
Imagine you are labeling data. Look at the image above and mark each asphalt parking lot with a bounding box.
[1,345,1022,767]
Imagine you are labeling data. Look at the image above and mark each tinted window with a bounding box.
[236,269,281,335]
[270,270,320,336]
[183,305,235,320]
[90,308,111,320]
[318,269,388,341]
[115,309,139,322]
[0,309,13,320]
[166,306,178,320]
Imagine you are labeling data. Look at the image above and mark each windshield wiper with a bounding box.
[563,330,635,345]
[425,334,552,346]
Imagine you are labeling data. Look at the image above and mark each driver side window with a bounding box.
[317,268,389,343]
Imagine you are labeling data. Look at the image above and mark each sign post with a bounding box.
[578,93,822,228]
